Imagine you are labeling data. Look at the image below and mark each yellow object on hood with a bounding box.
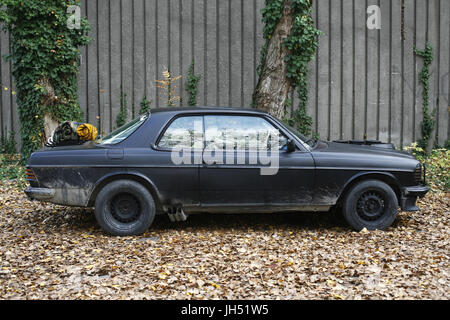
[76,123,98,141]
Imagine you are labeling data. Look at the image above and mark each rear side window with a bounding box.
[204,115,287,150]
[99,114,148,145]
[158,116,203,149]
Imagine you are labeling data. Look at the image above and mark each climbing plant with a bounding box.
[185,61,201,107]
[0,0,90,160]
[414,43,435,152]
[257,0,321,137]
[116,86,128,128]
[139,96,152,115]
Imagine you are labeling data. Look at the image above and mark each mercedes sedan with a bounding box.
[25,107,429,236]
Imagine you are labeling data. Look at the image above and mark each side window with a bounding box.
[204,115,288,151]
[158,116,203,149]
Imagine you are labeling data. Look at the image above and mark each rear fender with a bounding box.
[88,171,162,208]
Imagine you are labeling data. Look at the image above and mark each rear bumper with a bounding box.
[25,186,90,207]
[25,187,55,201]
[400,185,430,212]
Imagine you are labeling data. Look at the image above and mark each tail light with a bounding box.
[25,168,37,182]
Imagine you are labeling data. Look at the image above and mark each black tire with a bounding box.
[94,179,156,236]
[342,180,398,231]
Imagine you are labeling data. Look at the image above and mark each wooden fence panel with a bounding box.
[1,0,449,150]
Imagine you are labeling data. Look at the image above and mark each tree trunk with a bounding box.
[39,77,61,145]
[43,113,59,145]
[252,1,294,119]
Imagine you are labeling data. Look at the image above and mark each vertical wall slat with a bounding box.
[329,0,342,140]
[317,0,330,139]
[98,1,111,134]
[205,0,218,105]
[438,0,449,145]
[341,0,354,140]
[78,0,88,123]
[378,0,391,142]
[390,0,403,146]
[110,0,122,130]
[217,1,230,106]
[1,30,12,140]
[366,1,379,141]
[428,0,439,148]
[402,0,415,146]
[193,0,206,106]
[169,0,181,107]
[243,0,256,108]
[255,0,264,89]
[180,0,194,105]
[120,0,133,115]
[156,0,169,107]
[144,0,157,110]
[354,0,366,140]
[133,0,146,113]
[415,0,427,143]
[306,0,318,134]
[230,0,243,107]
[9,33,19,150]
[86,0,99,126]
[428,0,440,147]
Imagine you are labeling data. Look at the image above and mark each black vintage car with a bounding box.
[25,107,429,236]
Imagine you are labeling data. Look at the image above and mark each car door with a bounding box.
[199,114,315,208]
[150,115,204,207]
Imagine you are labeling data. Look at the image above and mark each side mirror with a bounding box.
[286,139,296,153]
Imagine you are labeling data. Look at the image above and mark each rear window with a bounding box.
[98,114,148,145]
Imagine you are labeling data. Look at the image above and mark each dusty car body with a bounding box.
[25,107,429,235]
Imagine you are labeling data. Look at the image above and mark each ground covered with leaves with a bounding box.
[0,182,448,300]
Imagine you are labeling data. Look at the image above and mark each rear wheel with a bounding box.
[94,179,156,236]
[342,180,398,231]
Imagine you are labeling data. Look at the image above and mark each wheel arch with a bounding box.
[336,172,402,207]
[87,172,162,210]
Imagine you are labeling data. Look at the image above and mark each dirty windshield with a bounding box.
[98,114,148,145]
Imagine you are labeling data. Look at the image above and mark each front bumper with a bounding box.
[25,187,55,201]
[400,185,430,211]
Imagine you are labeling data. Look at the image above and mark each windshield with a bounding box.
[98,114,148,145]
[283,123,308,142]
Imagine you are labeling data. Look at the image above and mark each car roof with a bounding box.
[149,106,269,116]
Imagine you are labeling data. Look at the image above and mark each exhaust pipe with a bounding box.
[167,207,188,222]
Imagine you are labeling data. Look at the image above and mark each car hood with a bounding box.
[311,141,419,171]
[316,141,416,159]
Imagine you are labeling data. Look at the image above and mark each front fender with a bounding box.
[337,171,403,204]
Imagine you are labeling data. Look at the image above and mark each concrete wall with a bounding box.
[1,0,449,150]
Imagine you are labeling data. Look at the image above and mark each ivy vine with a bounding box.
[185,61,202,107]
[116,86,128,128]
[414,43,435,151]
[259,0,321,136]
[0,0,90,160]
[139,96,152,115]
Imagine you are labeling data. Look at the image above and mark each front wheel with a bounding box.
[342,180,398,231]
[94,179,156,236]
